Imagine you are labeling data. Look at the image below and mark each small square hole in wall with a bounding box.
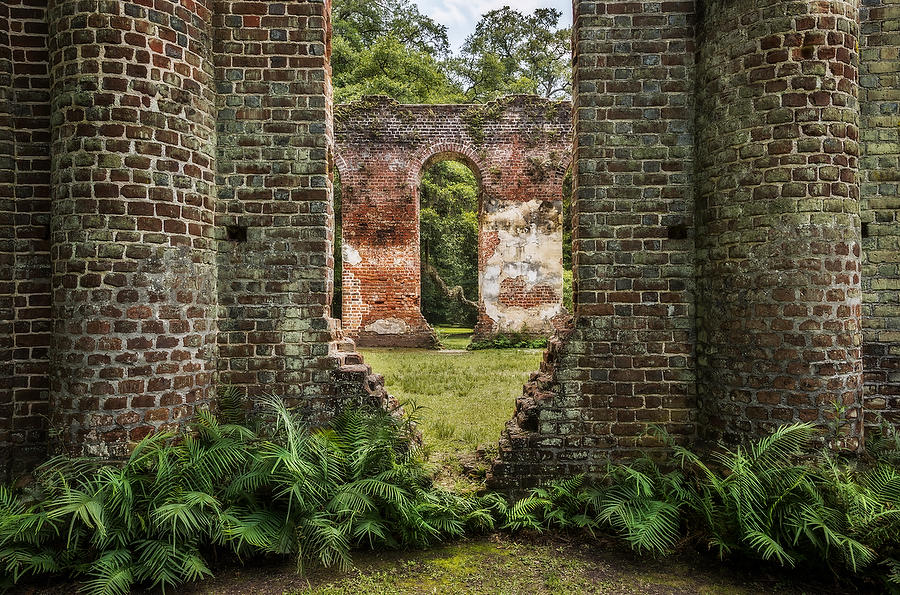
[861,222,870,239]
[226,225,248,243]
[667,223,688,240]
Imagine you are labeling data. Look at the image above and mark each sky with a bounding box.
[412,0,573,51]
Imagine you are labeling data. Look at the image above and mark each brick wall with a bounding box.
[0,0,51,477]
[0,0,896,481]
[860,0,900,426]
[48,0,219,457]
[0,0,383,475]
[0,1,14,474]
[214,0,357,418]
[491,0,698,490]
[695,0,864,448]
[334,95,571,347]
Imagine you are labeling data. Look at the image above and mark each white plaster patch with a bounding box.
[364,318,410,335]
[479,199,564,332]
[342,242,363,266]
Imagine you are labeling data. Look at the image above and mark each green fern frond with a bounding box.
[743,530,794,567]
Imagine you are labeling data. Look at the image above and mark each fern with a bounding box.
[5,400,900,593]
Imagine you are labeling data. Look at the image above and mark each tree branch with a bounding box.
[424,262,478,311]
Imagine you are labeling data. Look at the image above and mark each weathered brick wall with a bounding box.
[0,0,383,475]
[0,2,14,473]
[48,0,219,458]
[695,0,864,448]
[214,0,359,418]
[0,0,896,482]
[0,0,52,476]
[860,0,900,426]
[334,96,571,348]
[491,0,698,489]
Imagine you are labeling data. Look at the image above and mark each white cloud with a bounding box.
[414,0,572,51]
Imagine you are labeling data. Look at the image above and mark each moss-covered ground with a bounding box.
[182,533,863,595]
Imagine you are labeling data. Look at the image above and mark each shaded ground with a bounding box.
[176,533,872,595]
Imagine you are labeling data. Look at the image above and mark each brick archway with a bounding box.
[408,143,487,190]
[335,95,573,347]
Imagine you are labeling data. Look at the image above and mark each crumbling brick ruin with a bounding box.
[0,0,389,477]
[334,96,571,347]
[491,0,900,489]
[0,0,898,488]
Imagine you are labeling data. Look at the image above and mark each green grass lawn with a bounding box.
[360,347,543,456]
[433,325,473,350]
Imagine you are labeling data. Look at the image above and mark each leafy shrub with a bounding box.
[503,423,900,591]
[0,397,501,594]
[467,332,548,350]
[6,407,900,593]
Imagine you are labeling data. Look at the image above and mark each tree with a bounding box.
[332,0,454,103]
[332,0,450,56]
[450,7,571,102]
[419,161,480,326]
[334,35,463,104]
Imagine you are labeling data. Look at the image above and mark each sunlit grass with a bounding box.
[433,325,473,350]
[360,347,543,455]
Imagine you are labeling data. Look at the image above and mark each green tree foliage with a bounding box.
[450,7,571,102]
[332,0,461,105]
[332,0,450,58]
[334,35,463,104]
[420,161,479,326]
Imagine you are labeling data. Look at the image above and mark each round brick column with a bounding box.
[696,0,863,447]
[48,0,217,456]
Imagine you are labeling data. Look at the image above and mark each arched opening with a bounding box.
[355,151,547,473]
[418,156,480,348]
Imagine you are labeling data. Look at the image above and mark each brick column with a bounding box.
[860,0,900,426]
[490,0,698,491]
[49,0,218,457]
[696,0,863,447]
[214,0,358,415]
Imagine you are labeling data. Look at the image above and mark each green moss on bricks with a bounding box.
[462,99,507,146]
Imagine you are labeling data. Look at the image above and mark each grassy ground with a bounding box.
[360,347,542,459]
[433,325,473,350]
[180,533,865,595]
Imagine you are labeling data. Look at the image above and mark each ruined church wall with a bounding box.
[491,0,883,488]
[0,0,383,477]
[213,0,350,418]
[0,2,15,472]
[0,0,896,484]
[0,1,53,474]
[334,96,571,348]
[492,0,699,489]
